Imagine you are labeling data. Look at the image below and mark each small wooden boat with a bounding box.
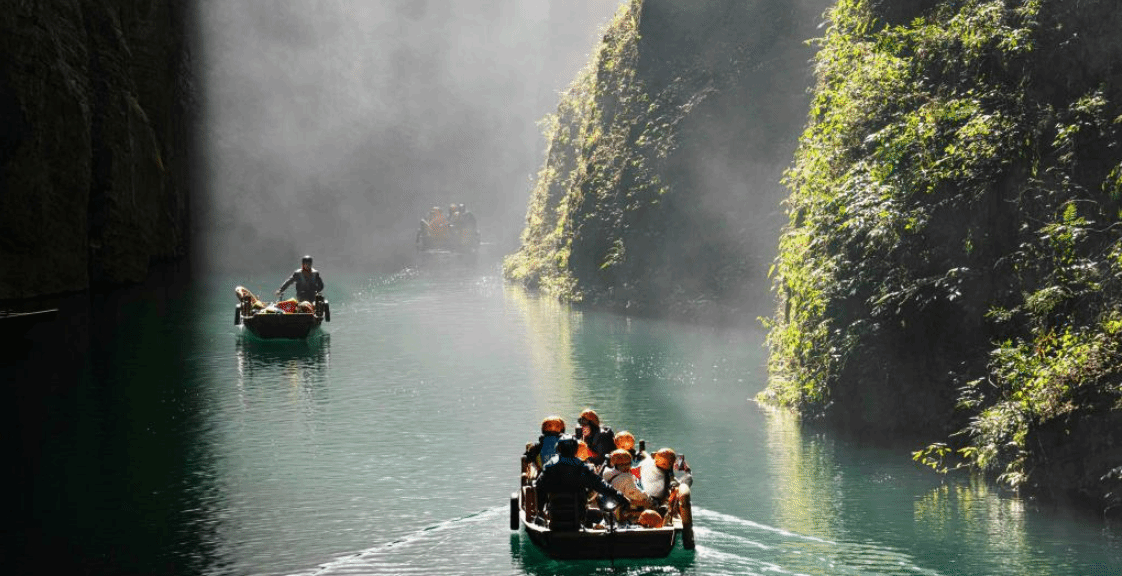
[234,287,330,339]
[510,456,694,560]
[0,308,59,336]
[416,204,480,253]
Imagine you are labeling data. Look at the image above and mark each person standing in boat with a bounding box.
[536,435,629,515]
[525,415,566,470]
[276,255,324,303]
[576,408,616,467]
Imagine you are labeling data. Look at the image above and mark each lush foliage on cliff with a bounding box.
[504,0,824,321]
[762,0,1122,507]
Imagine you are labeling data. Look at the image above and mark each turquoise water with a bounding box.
[9,261,1121,575]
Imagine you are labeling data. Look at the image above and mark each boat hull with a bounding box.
[522,514,677,559]
[515,487,681,560]
[242,313,322,339]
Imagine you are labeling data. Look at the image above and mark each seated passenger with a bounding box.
[576,408,616,467]
[613,430,647,467]
[602,449,655,517]
[234,286,266,310]
[576,440,595,465]
[639,447,690,509]
[524,415,565,470]
[638,509,663,528]
[535,434,629,523]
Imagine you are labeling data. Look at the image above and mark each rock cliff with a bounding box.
[504,0,829,324]
[763,0,1122,514]
[0,1,195,299]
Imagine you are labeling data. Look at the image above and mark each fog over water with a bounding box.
[195,0,623,274]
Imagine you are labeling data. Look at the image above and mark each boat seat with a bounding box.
[543,491,583,532]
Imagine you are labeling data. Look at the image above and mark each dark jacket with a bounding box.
[279,269,324,302]
[525,432,562,468]
[536,455,627,505]
[583,426,616,466]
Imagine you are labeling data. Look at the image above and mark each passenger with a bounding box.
[457,203,476,229]
[613,430,647,466]
[637,509,663,528]
[535,434,629,518]
[576,439,594,464]
[639,448,690,508]
[602,449,655,514]
[429,206,445,226]
[576,408,616,467]
[276,255,325,303]
[427,207,447,236]
[234,286,267,310]
[524,415,566,470]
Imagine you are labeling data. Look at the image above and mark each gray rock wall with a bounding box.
[0,0,194,299]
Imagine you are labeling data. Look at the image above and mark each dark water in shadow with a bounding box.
[7,263,1121,575]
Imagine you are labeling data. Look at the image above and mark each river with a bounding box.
[9,257,1121,575]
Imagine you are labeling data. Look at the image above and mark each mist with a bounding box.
[194,0,623,275]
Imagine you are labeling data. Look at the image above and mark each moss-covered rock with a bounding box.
[762,0,1122,513]
[504,0,827,323]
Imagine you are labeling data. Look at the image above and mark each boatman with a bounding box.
[536,434,629,519]
[276,255,325,303]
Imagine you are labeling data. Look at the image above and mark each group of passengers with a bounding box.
[524,408,692,529]
[422,204,476,234]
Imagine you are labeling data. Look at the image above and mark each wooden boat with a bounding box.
[416,204,480,253]
[510,455,695,560]
[234,288,330,339]
[1,308,58,336]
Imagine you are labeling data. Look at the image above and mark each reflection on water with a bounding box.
[236,331,332,379]
[760,404,842,542]
[233,332,332,434]
[503,283,581,409]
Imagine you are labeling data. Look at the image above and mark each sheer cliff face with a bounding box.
[0,1,194,299]
[763,0,1122,510]
[504,0,830,323]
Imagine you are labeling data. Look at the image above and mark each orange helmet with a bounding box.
[578,408,600,428]
[576,440,593,461]
[541,415,565,434]
[609,449,632,468]
[638,509,662,528]
[653,448,677,471]
[614,430,636,451]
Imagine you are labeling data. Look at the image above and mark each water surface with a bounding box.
[9,261,1121,575]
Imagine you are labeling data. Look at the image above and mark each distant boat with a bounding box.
[416,204,480,253]
[233,287,330,339]
[511,455,695,560]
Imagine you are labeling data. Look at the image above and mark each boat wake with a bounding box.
[291,506,947,576]
[295,507,510,576]
[689,508,948,576]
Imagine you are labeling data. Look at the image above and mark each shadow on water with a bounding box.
[5,263,224,576]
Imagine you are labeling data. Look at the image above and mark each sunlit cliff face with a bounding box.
[195,0,622,274]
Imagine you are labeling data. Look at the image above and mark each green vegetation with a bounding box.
[505,0,704,313]
[761,0,1122,508]
[505,0,819,322]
